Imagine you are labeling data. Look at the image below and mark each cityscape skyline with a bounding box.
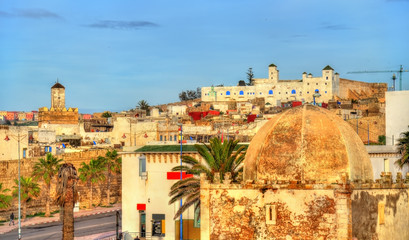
[1,0,408,113]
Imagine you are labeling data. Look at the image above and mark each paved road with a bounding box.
[1,211,121,240]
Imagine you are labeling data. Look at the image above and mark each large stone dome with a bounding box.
[244,105,373,183]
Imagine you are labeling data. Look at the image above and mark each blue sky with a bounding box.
[0,0,408,113]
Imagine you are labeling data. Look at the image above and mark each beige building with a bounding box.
[202,64,339,105]
[121,147,201,239]
[202,63,387,107]
[200,105,409,240]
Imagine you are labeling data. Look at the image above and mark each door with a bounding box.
[140,212,146,237]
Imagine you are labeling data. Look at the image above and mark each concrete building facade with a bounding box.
[122,149,201,239]
[385,90,409,145]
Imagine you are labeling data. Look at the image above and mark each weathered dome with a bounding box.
[244,105,373,183]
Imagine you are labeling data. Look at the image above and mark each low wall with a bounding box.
[0,150,122,221]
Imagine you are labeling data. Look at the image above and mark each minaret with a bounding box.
[51,80,66,109]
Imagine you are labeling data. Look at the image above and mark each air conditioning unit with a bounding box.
[141,172,148,180]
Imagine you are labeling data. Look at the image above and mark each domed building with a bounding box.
[244,104,373,183]
[200,105,409,240]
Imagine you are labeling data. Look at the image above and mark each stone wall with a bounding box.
[38,110,78,127]
[339,79,387,100]
[201,172,409,240]
[0,149,122,221]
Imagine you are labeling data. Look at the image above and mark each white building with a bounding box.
[202,64,340,105]
[385,90,409,145]
[121,147,201,240]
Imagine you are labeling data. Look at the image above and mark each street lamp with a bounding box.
[177,123,183,240]
[4,126,26,240]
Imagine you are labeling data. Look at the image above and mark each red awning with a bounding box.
[137,204,146,211]
[167,172,193,180]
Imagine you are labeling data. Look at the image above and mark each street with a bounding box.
[1,211,120,240]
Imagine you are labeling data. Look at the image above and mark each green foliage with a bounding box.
[246,67,254,86]
[102,112,112,118]
[378,135,386,145]
[12,177,40,204]
[179,88,202,101]
[32,153,62,186]
[169,138,246,219]
[79,158,106,184]
[395,126,409,168]
[103,150,122,174]
[0,183,12,209]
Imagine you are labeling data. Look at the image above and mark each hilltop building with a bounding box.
[201,64,387,106]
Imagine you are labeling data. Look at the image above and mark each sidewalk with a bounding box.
[0,203,121,238]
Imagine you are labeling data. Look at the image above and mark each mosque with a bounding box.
[200,104,409,240]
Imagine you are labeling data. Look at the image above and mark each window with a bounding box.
[307,83,309,85]
[325,83,327,85]
[260,92,262,95]
[139,155,146,176]
[307,91,310,94]
[164,136,167,141]
[326,76,328,80]
[174,135,177,141]
[239,91,244,95]
[291,89,296,94]
[316,83,318,85]
[160,135,163,141]
[279,92,281,94]
[226,91,230,95]
[194,203,200,228]
[286,92,288,94]
[268,90,273,95]
[325,91,327,93]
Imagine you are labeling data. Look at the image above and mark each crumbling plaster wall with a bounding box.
[201,184,346,240]
[352,189,409,240]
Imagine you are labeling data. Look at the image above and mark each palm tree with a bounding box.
[0,183,12,209]
[101,150,122,205]
[12,177,40,220]
[137,100,150,115]
[396,127,409,168]
[32,153,63,217]
[55,163,78,240]
[169,138,246,219]
[79,158,106,208]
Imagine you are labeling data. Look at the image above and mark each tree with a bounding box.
[12,176,40,220]
[55,163,78,240]
[79,158,106,208]
[0,183,12,209]
[168,138,246,219]
[179,87,202,101]
[101,150,122,205]
[247,67,254,86]
[378,135,386,145]
[396,126,409,168]
[32,153,62,217]
[102,112,112,118]
[137,100,150,116]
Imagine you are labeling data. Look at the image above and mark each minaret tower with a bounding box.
[51,80,65,109]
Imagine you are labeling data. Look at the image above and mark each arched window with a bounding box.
[239,90,244,95]
[315,89,319,93]
[226,91,230,95]
[268,90,273,95]
[291,89,296,94]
